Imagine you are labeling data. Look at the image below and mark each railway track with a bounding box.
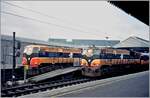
[1,77,93,97]
[1,66,147,97]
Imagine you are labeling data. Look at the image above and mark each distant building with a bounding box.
[114,36,149,53]
[48,38,120,48]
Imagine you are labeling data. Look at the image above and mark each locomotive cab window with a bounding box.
[24,46,40,55]
[93,49,99,55]
[24,46,33,55]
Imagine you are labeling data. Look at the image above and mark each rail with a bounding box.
[1,77,93,97]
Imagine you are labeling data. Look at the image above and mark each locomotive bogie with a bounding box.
[82,67,101,77]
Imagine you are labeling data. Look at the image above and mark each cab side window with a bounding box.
[33,47,39,53]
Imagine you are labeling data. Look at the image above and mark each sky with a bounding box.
[1,1,149,41]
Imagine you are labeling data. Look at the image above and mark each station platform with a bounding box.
[20,70,149,97]
[28,67,81,82]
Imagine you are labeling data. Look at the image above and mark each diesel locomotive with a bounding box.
[81,46,149,77]
[22,45,82,75]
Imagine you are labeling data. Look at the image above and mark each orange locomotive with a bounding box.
[81,47,149,77]
[22,45,82,75]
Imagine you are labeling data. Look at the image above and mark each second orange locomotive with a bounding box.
[81,47,149,77]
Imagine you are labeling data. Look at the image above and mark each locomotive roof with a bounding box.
[25,45,81,49]
[25,45,82,53]
[25,45,49,48]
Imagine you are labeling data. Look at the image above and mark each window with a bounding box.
[32,47,39,53]
[73,53,82,58]
[23,46,33,55]
[49,52,58,57]
[24,46,40,55]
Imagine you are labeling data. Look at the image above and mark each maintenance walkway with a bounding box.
[28,67,81,82]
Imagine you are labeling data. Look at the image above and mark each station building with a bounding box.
[114,36,149,53]
[48,38,120,48]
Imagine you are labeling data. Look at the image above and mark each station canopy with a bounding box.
[114,36,149,48]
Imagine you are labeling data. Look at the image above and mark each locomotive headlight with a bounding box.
[91,59,100,67]
[81,59,88,66]
[88,59,91,62]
